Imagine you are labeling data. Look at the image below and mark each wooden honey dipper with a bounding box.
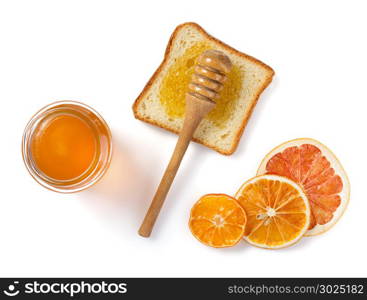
[138,50,232,237]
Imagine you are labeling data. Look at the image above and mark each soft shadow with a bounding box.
[216,240,249,254]
[231,76,279,158]
[218,233,314,254]
[130,124,215,237]
[155,144,212,231]
[78,133,157,235]
[280,235,314,252]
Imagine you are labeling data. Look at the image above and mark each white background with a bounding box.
[0,0,366,277]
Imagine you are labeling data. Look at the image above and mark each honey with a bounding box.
[22,101,112,192]
[159,42,244,127]
[31,113,98,181]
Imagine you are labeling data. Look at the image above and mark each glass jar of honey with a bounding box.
[22,101,112,193]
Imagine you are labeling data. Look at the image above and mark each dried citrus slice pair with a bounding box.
[257,138,350,236]
[189,175,311,249]
[233,138,349,248]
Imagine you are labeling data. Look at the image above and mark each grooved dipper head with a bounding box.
[187,50,232,102]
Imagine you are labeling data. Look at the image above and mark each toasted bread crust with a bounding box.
[132,22,274,155]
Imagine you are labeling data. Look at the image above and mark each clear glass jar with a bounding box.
[22,101,112,193]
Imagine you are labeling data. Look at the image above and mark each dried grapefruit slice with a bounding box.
[257,138,350,236]
[189,194,247,248]
[235,175,310,249]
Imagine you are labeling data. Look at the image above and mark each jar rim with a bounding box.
[22,100,113,193]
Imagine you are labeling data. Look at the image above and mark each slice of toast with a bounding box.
[133,22,274,155]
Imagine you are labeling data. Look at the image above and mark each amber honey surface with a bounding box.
[31,111,99,181]
[159,42,244,127]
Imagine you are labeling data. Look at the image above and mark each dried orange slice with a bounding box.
[189,194,247,248]
[235,175,310,249]
[257,138,350,236]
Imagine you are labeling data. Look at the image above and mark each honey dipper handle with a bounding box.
[138,95,215,237]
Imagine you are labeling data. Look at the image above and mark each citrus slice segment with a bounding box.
[257,138,350,236]
[235,175,310,249]
[189,194,247,248]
